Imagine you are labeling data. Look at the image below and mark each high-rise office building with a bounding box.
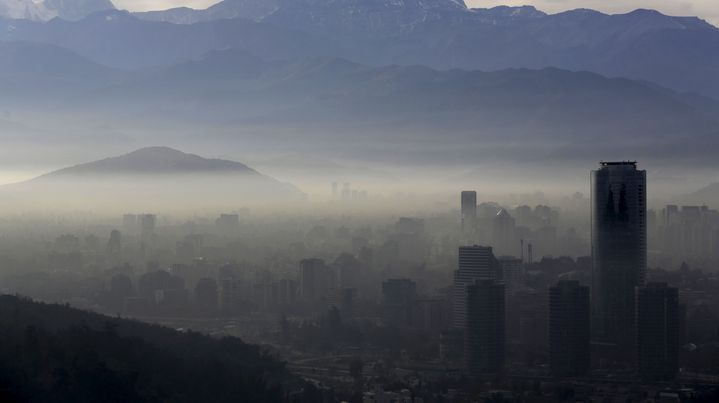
[461,191,477,234]
[549,280,590,377]
[453,245,500,329]
[636,282,679,381]
[465,279,505,374]
[591,161,646,347]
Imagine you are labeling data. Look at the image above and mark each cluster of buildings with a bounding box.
[8,160,719,400]
[460,191,573,258]
[110,261,305,317]
[654,204,719,268]
[331,182,369,202]
[452,162,680,380]
[102,162,685,384]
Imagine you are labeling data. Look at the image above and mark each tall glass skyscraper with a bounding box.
[591,161,646,348]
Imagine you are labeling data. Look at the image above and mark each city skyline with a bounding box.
[0,0,716,399]
[0,162,713,399]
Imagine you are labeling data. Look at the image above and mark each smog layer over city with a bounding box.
[0,0,718,402]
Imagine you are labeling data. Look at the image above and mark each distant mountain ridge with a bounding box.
[684,178,719,205]
[1,3,717,97]
[37,146,262,177]
[82,51,719,144]
[136,0,280,23]
[1,44,719,166]
[0,40,106,74]
[134,0,467,24]
[1,147,305,209]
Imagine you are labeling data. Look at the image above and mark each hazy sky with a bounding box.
[113,0,719,25]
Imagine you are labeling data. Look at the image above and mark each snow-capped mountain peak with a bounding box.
[0,0,115,21]
[0,0,56,21]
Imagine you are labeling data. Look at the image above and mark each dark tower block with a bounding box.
[591,161,646,349]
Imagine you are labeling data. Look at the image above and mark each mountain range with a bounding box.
[0,1,717,98]
[0,44,718,169]
[0,0,719,195]
[2,47,717,164]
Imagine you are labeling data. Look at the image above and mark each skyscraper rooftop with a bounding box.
[599,161,638,167]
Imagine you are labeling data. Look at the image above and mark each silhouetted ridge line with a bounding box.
[35,146,261,177]
[0,294,291,401]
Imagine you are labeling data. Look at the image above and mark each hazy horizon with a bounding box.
[0,1,718,398]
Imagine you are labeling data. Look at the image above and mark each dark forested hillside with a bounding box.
[0,295,293,402]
